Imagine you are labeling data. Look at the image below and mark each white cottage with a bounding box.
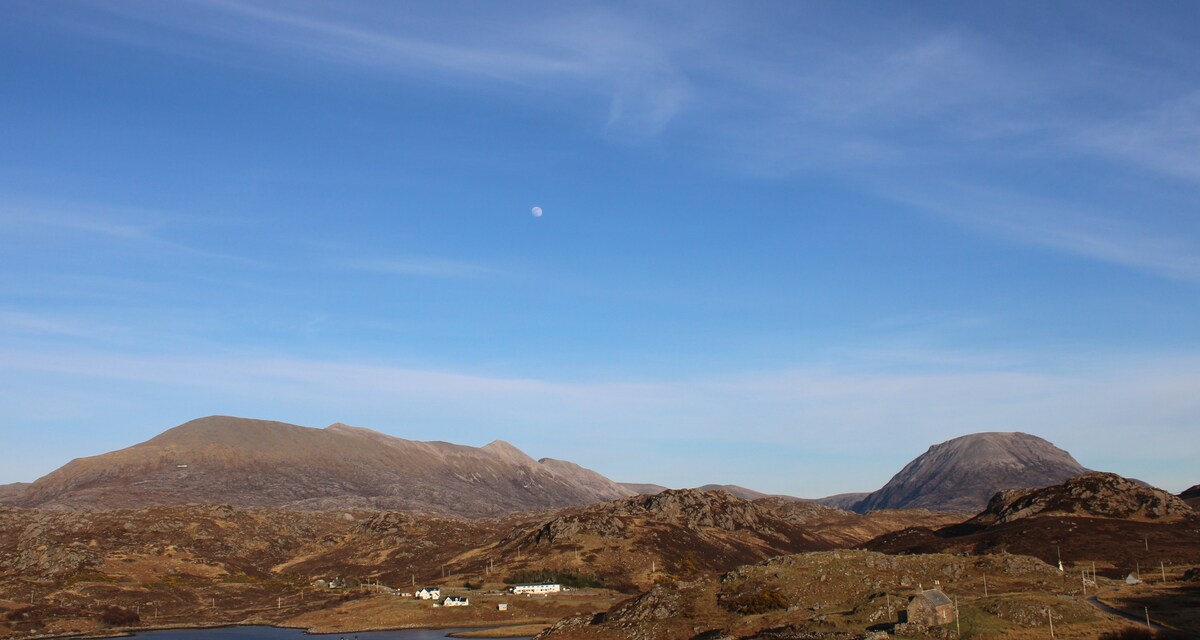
[415,587,441,600]
[443,596,469,607]
[510,583,561,595]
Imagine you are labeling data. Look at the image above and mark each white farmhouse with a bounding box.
[443,596,469,607]
[415,587,441,600]
[510,583,561,595]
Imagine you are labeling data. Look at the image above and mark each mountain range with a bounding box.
[2,416,1182,520]
[2,416,631,517]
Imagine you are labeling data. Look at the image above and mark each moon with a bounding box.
[531,206,543,217]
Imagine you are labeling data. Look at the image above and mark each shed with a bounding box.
[906,589,954,626]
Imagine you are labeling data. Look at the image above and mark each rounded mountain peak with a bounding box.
[855,431,1090,513]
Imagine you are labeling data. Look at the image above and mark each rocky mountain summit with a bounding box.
[4,416,632,517]
[853,432,1090,513]
[973,472,1194,525]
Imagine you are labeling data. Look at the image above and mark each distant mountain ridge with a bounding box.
[5,416,634,517]
[1180,484,1200,509]
[852,432,1091,513]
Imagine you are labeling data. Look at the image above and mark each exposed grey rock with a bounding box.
[854,432,1090,513]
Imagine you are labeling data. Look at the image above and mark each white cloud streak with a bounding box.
[889,182,1200,281]
[343,257,498,279]
[3,346,1199,492]
[79,0,692,138]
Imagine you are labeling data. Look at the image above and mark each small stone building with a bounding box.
[906,589,954,626]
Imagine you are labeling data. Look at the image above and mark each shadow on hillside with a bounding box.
[1106,582,1200,637]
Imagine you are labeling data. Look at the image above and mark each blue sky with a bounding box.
[2,1,1199,495]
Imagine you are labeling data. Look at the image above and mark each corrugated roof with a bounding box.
[917,589,952,607]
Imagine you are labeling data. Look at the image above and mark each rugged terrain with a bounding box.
[535,550,1129,640]
[0,490,971,639]
[866,473,1200,572]
[3,416,632,517]
[853,432,1091,513]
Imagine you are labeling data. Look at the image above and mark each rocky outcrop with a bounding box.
[524,489,793,545]
[13,416,635,517]
[853,432,1090,513]
[974,473,1193,524]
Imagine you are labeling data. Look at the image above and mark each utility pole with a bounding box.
[955,597,960,637]
[277,597,281,610]
[1145,607,1152,633]
[1047,609,1055,639]
[1144,537,1149,552]
[1161,562,1167,583]
[983,576,988,598]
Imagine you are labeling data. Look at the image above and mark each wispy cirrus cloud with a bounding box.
[0,197,259,264]
[888,182,1200,282]
[343,257,499,278]
[74,0,692,138]
[1077,90,1200,184]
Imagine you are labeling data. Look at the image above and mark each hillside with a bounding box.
[865,473,1200,570]
[617,482,669,495]
[6,416,633,517]
[754,497,966,547]
[536,550,1111,640]
[813,492,869,510]
[0,484,27,501]
[973,472,1194,525]
[854,432,1090,513]
[453,489,834,592]
[1182,484,1200,509]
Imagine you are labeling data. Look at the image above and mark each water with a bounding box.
[123,627,528,640]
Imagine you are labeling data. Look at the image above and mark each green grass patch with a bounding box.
[503,569,605,589]
[956,604,1011,639]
